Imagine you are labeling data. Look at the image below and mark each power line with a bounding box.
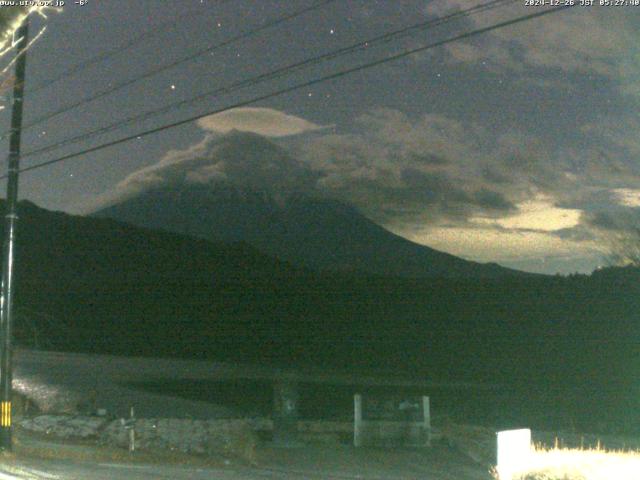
[4,4,575,179]
[1,0,336,139]
[27,3,233,95]
[22,0,515,159]
[17,2,565,170]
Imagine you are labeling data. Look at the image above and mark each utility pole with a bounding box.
[0,17,29,452]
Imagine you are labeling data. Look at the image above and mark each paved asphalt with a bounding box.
[0,444,493,480]
[0,460,488,480]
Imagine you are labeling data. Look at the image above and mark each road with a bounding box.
[0,460,489,480]
[0,444,492,480]
[0,461,247,480]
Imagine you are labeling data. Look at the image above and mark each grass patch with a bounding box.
[495,445,640,480]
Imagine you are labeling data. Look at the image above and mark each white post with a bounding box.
[422,396,431,446]
[354,394,362,447]
[129,406,135,453]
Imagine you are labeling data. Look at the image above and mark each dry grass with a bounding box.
[494,444,640,480]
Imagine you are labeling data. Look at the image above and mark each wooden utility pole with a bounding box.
[0,17,29,451]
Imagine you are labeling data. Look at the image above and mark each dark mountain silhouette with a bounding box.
[3,199,639,432]
[94,131,530,279]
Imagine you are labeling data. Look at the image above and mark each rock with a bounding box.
[19,413,257,463]
[101,417,256,462]
[17,415,110,440]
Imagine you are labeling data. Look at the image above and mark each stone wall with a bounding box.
[17,415,257,462]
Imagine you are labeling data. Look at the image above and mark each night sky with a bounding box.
[0,1,638,274]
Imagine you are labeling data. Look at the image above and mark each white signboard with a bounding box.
[496,428,532,480]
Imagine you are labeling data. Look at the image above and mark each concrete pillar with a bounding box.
[354,394,362,447]
[422,396,431,446]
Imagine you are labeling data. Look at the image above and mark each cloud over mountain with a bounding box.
[88,129,319,212]
[296,108,559,228]
[196,107,331,137]
[293,108,640,269]
[88,106,640,272]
